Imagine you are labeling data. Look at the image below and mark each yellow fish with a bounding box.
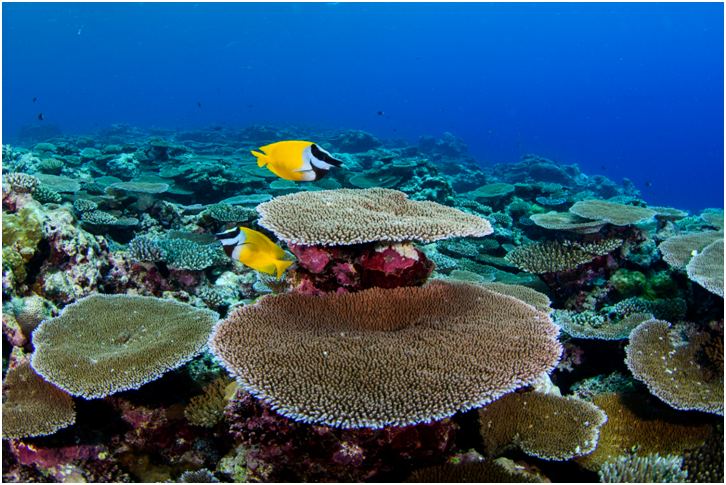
[216,226,293,278]
[252,140,343,182]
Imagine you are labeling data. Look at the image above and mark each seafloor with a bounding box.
[1,122,723,483]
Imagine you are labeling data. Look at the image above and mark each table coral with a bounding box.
[210,281,561,429]
[574,392,713,471]
[625,319,723,415]
[31,294,219,398]
[478,391,607,461]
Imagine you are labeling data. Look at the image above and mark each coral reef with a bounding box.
[2,122,722,483]
[224,390,458,482]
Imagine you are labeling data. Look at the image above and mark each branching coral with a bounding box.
[599,453,688,483]
[505,239,622,274]
[3,173,40,193]
[553,310,653,340]
[185,375,235,427]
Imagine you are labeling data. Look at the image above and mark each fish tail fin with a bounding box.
[251,150,268,167]
[274,260,294,279]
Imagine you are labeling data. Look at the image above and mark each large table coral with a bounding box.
[209,280,562,429]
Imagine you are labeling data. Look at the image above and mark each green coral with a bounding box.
[642,271,680,300]
[611,269,647,297]
[2,205,46,261]
[2,247,28,288]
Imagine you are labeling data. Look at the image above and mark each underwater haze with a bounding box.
[2,1,724,212]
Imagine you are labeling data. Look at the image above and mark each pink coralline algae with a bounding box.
[10,441,105,469]
[1,185,34,213]
[225,390,458,482]
[2,313,27,348]
[107,396,219,475]
[288,242,434,293]
[556,342,585,373]
[104,251,207,297]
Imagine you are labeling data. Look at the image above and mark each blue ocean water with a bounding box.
[2,2,723,213]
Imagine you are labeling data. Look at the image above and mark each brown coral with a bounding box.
[478,391,607,461]
[658,230,723,269]
[30,294,219,399]
[479,282,553,314]
[569,200,656,226]
[184,375,235,427]
[686,238,724,297]
[2,362,76,440]
[575,392,713,471]
[529,212,607,234]
[625,319,723,415]
[598,452,688,483]
[209,280,562,428]
[405,459,546,483]
[256,188,493,245]
[504,239,622,274]
[469,183,516,198]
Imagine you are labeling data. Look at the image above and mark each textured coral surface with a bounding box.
[2,124,722,483]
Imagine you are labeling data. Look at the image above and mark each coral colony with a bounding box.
[2,124,723,483]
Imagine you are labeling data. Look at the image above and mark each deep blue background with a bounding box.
[3,2,723,212]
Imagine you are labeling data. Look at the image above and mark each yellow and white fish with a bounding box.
[252,140,343,182]
[216,226,293,278]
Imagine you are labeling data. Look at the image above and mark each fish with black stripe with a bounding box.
[216,226,293,278]
[252,140,343,182]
